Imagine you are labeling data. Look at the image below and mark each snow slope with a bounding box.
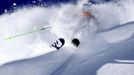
[0,0,134,75]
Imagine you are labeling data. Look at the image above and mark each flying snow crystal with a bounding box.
[4,9,7,13]
[32,1,36,4]
[13,3,17,6]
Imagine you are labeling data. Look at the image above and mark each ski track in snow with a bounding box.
[0,0,134,75]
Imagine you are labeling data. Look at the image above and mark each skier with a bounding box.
[81,0,93,17]
[51,0,113,50]
[80,0,99,32]
[81,0,112,16]
[81,0,113,17]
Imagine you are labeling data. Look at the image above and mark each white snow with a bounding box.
[13,3,17,6]
[0,0,134,75]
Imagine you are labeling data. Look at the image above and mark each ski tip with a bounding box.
[59,38,65,45]
[72,38,80,47]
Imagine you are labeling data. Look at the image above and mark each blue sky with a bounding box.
[0,0,76,14]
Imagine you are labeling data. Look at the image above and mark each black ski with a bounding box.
[51,38,65,50]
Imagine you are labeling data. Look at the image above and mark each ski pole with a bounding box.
[5,27,51,40]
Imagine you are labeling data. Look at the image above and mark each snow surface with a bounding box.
[0,0,134,75]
